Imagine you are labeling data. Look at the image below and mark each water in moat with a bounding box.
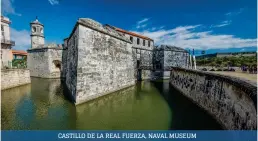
[1,77,222,130]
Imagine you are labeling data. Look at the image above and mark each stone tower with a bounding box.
[30,17,44,48]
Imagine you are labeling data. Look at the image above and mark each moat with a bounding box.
[1,78,222,130]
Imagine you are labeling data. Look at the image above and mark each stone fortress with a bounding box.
[23,17,258,130]
[27,17,190,105]
[27,17,63,78]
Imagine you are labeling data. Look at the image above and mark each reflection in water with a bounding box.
[153,80,222,130]
[76,81,170,130]
[1,78,222,130]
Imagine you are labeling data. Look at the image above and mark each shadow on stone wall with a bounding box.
[170,68,257,130]
[151,80,222,130]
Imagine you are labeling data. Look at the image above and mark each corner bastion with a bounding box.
[170,68,257,129]
[27,44,63,78]
[65,18,135,105]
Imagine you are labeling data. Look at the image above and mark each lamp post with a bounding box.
[193,49,196,70]
[189,49,192,69]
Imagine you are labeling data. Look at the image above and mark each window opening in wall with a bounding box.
[32,27,36,33]
[143,40,145,46]
[130,36,133,42]
[137,38,140,45]
[148,41,150,47]
[53,60,62,70]
[137,60,140,68]
[1,25,4,39]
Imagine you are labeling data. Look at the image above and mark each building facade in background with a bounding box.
[12,50,27,60]
[1,16,15,68]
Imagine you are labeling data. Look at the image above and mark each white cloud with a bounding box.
[211,20,231,28]
[48,0,59,5]
[11,28,31,50]
[2,0,21,16]
[137,18,149,24]
[135,18,149,29]
[131,24,257,50]
[137,24,147,29]
[225,8,244,16]
[225,12,232,16]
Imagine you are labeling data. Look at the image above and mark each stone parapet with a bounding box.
[1,69,31,90]
[68,18,131,44]
[170,68,257,129]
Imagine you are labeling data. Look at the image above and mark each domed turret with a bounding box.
[30,16,45,49]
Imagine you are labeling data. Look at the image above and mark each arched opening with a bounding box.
[53,60,61,70]
[32,27,36,33]
[40,28,43,34]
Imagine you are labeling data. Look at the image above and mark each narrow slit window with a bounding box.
[130,36,133,42]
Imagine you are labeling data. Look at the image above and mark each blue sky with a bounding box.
[2,0,257,55]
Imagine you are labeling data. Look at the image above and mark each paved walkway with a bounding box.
[209,71,257,85]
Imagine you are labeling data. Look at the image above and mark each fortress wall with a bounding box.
[132,48,154,80]
[66,18,135,105]
[163,51,189,69]
[170,68,257,129]
[1,69,31,90]
[48,49,62,78]
[61,39,68,79]
[140,50,153,80]
[152,49,189,79]
[27,48,62,78]
[27,49,49,78]
[65,26,79,102]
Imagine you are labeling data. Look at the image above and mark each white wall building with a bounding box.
[1,16,15,68]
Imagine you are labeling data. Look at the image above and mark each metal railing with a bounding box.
[1,39,15,46]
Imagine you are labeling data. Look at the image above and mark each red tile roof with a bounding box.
[106,25,154,41]
[12,50,28,55]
